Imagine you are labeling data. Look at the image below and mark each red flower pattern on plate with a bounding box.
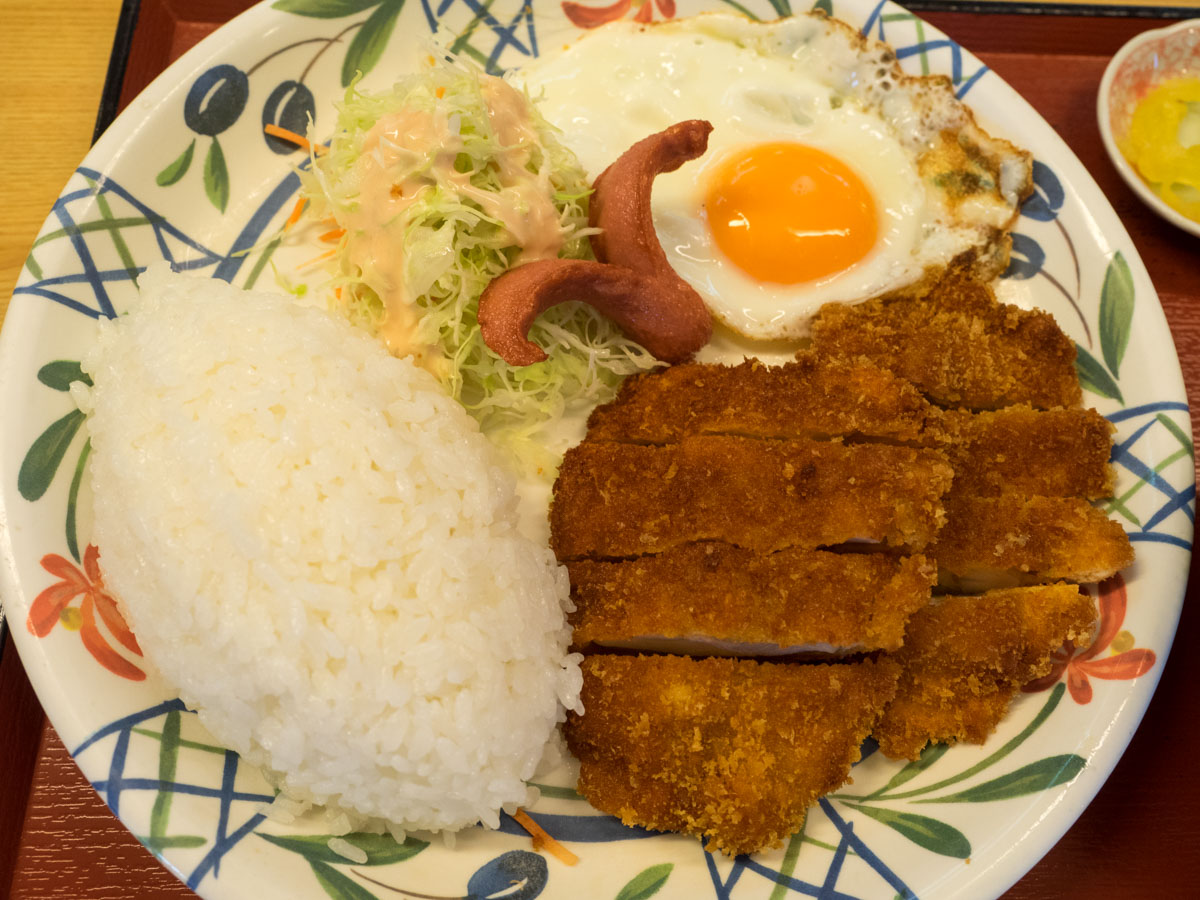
[562,0,676,28]
[1024,573,1156,704]
[26,544,145,681]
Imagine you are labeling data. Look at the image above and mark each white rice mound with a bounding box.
[75,264,582,833]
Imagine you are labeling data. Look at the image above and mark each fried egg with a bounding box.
[514,13,1032,340]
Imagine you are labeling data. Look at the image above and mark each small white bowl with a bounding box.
[1097,18,1200,239]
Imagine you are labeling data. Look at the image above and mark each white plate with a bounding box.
[0,1,1192,898]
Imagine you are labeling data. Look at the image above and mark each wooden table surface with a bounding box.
[3,1,1200,898]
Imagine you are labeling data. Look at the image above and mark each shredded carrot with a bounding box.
[335,286,343,301]
[319,228,345,243]
[264,123,325,155]
[299,248,338,269]
[284,197,307,231]
[512,809,578,866]
[436,86,446,99]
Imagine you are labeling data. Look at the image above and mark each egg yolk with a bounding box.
[704,143,879,284]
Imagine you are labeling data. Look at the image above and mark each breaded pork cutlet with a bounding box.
[934,404,1116,500]
[873,584,1096,759]
[550,435,953,560]
[567,544,935,655]
[932,494,1135,591]
[585,353,938,445]
[566,654,900,856]
[810,269,1080,411]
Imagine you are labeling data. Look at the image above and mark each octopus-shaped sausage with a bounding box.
[478,120,714,366]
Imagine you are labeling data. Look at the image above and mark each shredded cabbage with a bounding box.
[300,57,656,472]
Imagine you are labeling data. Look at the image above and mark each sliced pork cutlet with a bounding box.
[810,269,1080,411]
[566,654,900,856]
[549,435,953,561]
[585,353,938,445]
[934,404,1116,500]
[931,494,1134,592]
[567,543,935,655]
[873,584,1096,759]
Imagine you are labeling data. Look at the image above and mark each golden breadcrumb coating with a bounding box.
[585,353,939,445]
[549,262,1134,851]
[873,585,1097,759]
[933,404,1116,499]
[566,654,900,855]
[550,436,953,560]
[931,494,1135,589]
[810,269,1080,410]
[568,545,934,654]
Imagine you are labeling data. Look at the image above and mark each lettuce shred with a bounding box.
[299,57,656,472]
